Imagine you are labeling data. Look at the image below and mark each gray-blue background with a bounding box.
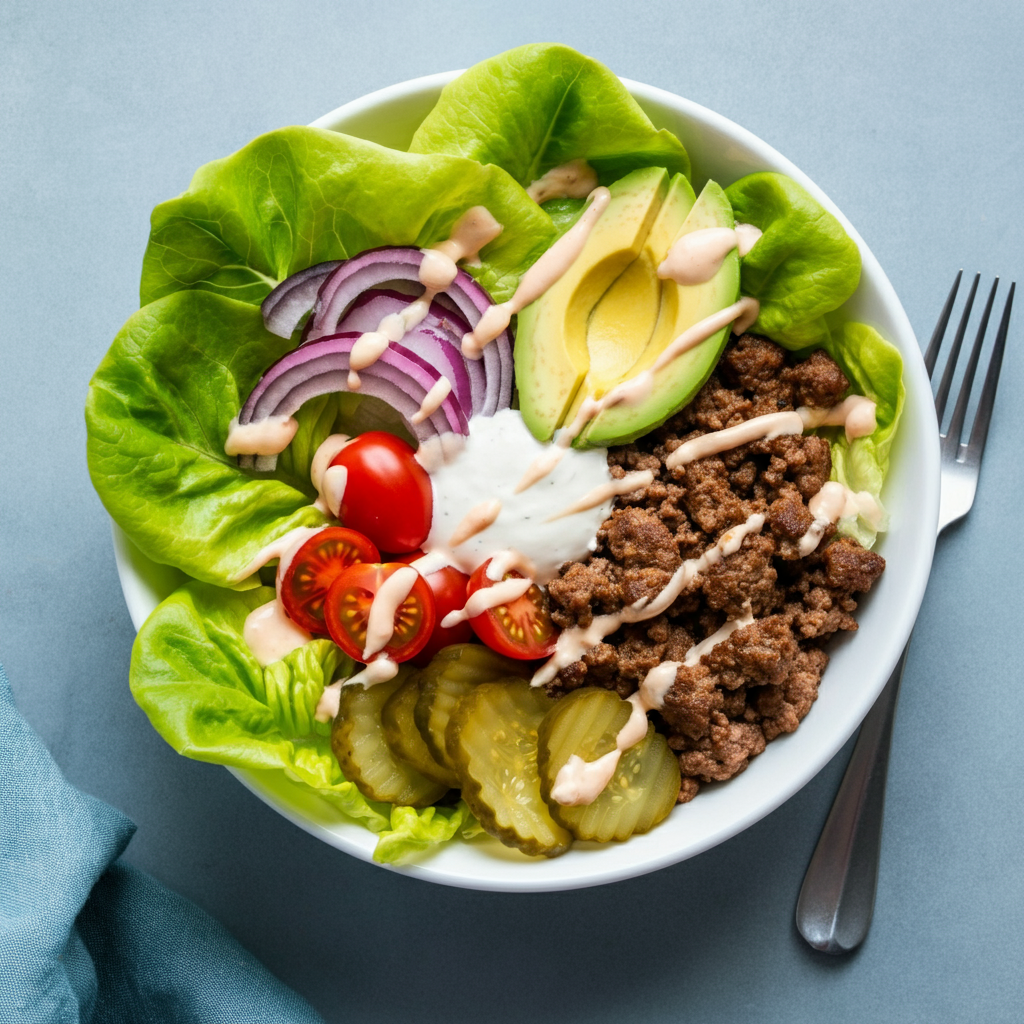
[2,2,1022,1021]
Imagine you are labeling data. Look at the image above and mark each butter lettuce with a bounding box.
[141,126,555,308]
[131,580,480,861]
[816,322,905,547]
[725,173,861,349]
[409,43,690,188]
[87,291,329,587]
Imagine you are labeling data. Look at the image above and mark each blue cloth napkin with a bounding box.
[0,666,324,1024]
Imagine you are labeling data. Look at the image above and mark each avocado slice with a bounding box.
[515,166,670,442]
[563,172,697,427]
[581,180,740,447]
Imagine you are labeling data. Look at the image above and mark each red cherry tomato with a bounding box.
[391,551,473,665]
[465,561,559,660]
[278,528,380,634]
[323,562,436,664]
[329,432,432,553]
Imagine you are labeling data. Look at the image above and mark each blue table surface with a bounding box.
[2,2,1022,1021]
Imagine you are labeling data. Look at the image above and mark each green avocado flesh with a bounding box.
[515,171,740,447]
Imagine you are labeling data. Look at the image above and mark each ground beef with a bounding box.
[545,334,885,800]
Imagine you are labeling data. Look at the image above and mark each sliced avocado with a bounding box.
[565,173,697,423]
[515,166,669,441]
[580,180,740,448]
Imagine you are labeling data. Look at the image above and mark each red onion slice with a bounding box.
[260,261,342,338]
[236,333,470,470]
[336,290,480,416]
[305,247,513,413]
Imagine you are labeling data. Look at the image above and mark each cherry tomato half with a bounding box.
[323,562,436,664]
[465,561,559,660]
[329,432,432,553]
[278,527,380,634]
[391,551,473,665]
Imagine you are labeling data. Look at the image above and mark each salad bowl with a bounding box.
[112,69,940,892]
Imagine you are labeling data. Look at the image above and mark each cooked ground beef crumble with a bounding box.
[544,334,885,802]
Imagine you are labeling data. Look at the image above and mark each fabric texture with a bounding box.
[0,665,323,1024]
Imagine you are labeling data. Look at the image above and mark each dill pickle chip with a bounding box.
[537,687,681,843]
[381,671,459,789]
[446,679,572,858]
[414,644,530,772]
[332,672,448,808]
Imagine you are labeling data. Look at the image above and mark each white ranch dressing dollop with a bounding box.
[425,409,614,584]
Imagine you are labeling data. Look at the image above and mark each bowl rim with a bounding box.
[114,68,940,892]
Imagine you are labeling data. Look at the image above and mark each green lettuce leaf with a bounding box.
[725,173,861,349]
[141,126,556,308]
[132,580,483,858]
[86,290,329,586]
[130,582,389,830]
[373,802,481,865]
[409,43,690,187]
[817,322,905,547]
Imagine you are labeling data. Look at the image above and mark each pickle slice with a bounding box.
[332,673,448,807]
[381,671,459,788]
[446,679,572,858]
[537,687,681,843]
[414,644,530,773]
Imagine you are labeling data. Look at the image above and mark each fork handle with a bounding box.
[795,643,910,953]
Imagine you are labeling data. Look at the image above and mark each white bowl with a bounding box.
[114,70,940,892]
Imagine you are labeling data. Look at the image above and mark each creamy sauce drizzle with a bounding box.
[345,206,504,385]
[797,481,885,556]
[665,411,804,469]
[448,498,502,547]
[461,187,612,358]
[550,660,682,806]
[311,434,351,495]
[410,550,451,576]
[547,297,763,454]
[413,432,466,473]
[243,599,312,667]
[362,566,420,660]
[321,465,348,518]
[658,224,762,286]
[441,576,534,629]
[683,605,754,667]
[485,548,538,581]
[232,526,324,583]
[526,159,600,204]
[314,657,400,721]
[533,512,766,686]
[546,469,654,522]
[410,376,453,425]
[225,415,299,457]
[798,396,878,442]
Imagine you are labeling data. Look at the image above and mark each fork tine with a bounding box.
[944,278,998,448]
[965,281,1015,463]
[934,272,980,419]
[924,270,962,375]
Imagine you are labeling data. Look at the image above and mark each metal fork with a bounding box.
[795,271,1015,954]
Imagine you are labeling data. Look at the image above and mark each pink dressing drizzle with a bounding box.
[224,415,299,457]
[657,224,762,286]
[526,160,600,204]
[532,512,766,687]
[461,187,612,358]
[243,600,312,667]
[362,566,420,660]
[448,498,502,547]
[441,576,534,629]
[665,411,804,470]
[545,469,654,522]
[550,660,682,806]
[798,396,878,442]
[346,206,504,387]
